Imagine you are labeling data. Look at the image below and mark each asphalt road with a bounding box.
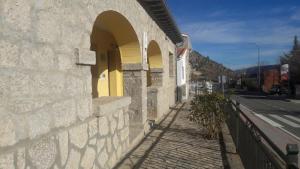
[232,93,300,140]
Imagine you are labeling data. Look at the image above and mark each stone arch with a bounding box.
[90,10,141,97]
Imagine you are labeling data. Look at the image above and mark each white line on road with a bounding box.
[232,99,300,140]
[255,114,283,127]
[279,107,286,111]
[269,114,300,128]
[284,115,300,123]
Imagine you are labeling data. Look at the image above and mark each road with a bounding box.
[232,94,300,140]
[232,93,300,166]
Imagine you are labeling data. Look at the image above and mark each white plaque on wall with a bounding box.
[143,31,148,65]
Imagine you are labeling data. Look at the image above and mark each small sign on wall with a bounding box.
[75,48,96,66]
[143,31,148,65]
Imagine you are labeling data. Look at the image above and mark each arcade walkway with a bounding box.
[114,103,224,169]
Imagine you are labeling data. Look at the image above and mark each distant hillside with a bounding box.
[189,50,235,81]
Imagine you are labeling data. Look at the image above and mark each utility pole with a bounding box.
[258,46,261,91]
[288,66,291,96]
[251,43,261,91]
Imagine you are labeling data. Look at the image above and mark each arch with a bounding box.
[147,40,163,69]
[91,10,141,63]
[146,40,163,120]
[147,40,163,86]
[90,10,141,98]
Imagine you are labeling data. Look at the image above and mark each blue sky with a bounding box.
[166,0,300,70]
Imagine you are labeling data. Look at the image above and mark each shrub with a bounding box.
[189,93,228,139]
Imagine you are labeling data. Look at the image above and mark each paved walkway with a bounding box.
[114,103,224,169]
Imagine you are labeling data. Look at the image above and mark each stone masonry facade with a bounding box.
[0,98,130,169]
[0,0,178,168]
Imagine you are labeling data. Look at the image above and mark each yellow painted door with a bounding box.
[98,53,109,96]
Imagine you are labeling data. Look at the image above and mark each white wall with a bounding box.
[177,50,187,86]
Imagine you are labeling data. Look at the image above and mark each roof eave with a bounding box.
[138,0,183,44]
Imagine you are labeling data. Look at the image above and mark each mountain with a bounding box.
[189,50,235,82]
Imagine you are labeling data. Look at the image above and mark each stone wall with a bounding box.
[147,87,158,120]
[150,68,163,86]
[0,97,130,169]
[147,86,171,122]
[0,0,176,146]
[168,78,177,106]
[0,0,177,168]
[122,64,148,142]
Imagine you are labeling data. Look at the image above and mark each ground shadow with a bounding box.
[219,132,231,169]
[113,103,185,169]
[114,103,225,169]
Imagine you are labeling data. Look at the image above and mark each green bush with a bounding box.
[189,93,228,139]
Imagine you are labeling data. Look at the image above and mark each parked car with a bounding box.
[269,85,288,95]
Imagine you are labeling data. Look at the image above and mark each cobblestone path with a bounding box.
[114,103,224,169]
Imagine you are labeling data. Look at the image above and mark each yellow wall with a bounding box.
[147,41,163,86]
[148,41,163,69]
[91,30,123,97]
[98,52,109,96]
[108,49,123,96]
[92,11,142,64]
[91,11,143,97]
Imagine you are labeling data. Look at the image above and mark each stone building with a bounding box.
[0,0,182,168]
[176,34,192,101]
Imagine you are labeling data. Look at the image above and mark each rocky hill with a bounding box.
[189,50,235,81]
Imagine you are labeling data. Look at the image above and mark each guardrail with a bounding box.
[226,100,299,169]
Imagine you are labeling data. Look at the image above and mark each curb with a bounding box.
[220,123,245,169]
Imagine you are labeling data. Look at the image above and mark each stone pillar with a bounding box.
[122,63,148,142]
[150,68,163,86]
[147,87,158,120]
[146,68,163,121]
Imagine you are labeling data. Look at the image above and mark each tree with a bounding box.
[280,36,300,94]
[290,36,300,84]
[280,53,292,64]
[293,36,300,52]
[281,36,300,61]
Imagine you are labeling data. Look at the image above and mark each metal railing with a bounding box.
[226,100,299,169]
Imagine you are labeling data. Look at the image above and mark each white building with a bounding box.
[177,34,192,101]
